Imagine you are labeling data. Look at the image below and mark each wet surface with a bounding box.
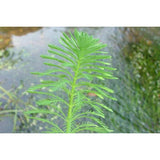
[0,27,159,133]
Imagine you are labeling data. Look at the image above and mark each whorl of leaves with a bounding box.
[25,29,117,133]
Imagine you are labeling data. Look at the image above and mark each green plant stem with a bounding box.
[0,109,23,114]
[66,60,80,133]
[13,109,18,132]
[0,86,14,100]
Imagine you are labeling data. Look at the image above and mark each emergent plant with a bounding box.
[25,29,117,133]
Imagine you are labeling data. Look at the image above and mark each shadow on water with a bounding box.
[0,27,159,133]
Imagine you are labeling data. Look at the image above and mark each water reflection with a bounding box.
[0,27,42,71]
[0,27,41,49]
[0,27,66,132]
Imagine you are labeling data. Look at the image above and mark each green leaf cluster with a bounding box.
[25,29,117,133]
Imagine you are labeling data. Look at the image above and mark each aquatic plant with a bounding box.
[123,39,160,132]
[0,48,22,70]
[106,28,160,133]
[25,29,117,133]
[0,80,39,133]
[0,85,23,132]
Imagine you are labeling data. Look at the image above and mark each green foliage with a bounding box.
[25,29,117,133]
[107,28,160,133]
[0,48,22,70]
[0,85,26,132]
[124,40,160,132]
